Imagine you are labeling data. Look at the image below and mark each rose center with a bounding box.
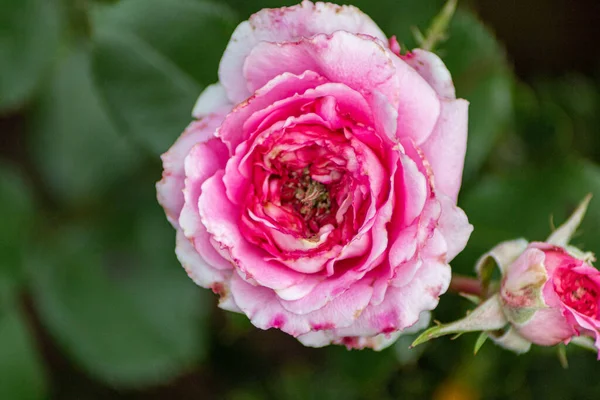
[554,267,599,318]
[280,168,335,235]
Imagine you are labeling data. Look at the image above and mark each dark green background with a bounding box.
[1,0,600,398]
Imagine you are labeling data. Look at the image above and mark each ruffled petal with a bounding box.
[178,137,232,271]
[243,31,400,109]
[219,0,387,103]
[229,272,374,337]
[334,257,451,338]
[568,311,600,359]
[297,303,432,350]
[175,230,239,312]
[157,113,229,227]
[198,171,308,290]
[218,70,328,151]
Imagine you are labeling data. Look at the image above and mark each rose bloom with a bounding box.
[500,242,600,356]
[157,1,472,349]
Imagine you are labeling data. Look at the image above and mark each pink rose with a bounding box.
[500,243,600,354]
[157,0,472,349]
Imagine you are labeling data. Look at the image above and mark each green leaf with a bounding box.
[473,332,488,355]
[522,75,600,164]
[90,0,239,155]
[442,10,513,182]
[0,301,47,400]
[28,44,140,205]
[219,0,295,18]
[0,0,62,112]
[271,364,359,400]
[92,0,238,85]
[28,190,210,387]
[0,164,35,284]
[455,159,600,272]
[394,333,428,366]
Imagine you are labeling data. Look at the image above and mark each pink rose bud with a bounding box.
[157,1,472,349]
[412,195,600,358]
[500,243,600,352]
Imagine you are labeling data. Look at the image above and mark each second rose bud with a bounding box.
[413,195,600,359]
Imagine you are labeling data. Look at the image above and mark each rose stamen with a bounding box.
[281,167,335,236]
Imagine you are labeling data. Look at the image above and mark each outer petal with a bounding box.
[175,230,239,313]
[402,49,456,99]
[180,138,229,238]
[419,99,469,201]
[175,230,228,289]
[568,311,600,359]
[191,82,231,118]
[228,272,374,337]
[243,32,399,108]
[156,113,229,227]
[334,257,451,338]
[219,0,387,103]
[244,32,441,147]
[298,309,431,350]
[389,56,442,145]
[516,307,576,346]
[179,138,233,271]
[437,192,473,261]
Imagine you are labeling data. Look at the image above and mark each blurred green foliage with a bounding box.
[0,0,599,399]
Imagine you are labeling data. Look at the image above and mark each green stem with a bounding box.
[420,0,458,51]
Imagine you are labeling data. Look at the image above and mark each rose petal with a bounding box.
[297,301,432,349]
[243,32,401,109]
[175,230,239,312]
[402,49,456,99]
[218,70,328,151]
[157,114,229,227]
[229,272,374,337]
[437,192,473,261]
[219,0,387,103]
[390,55,441,144]
[334,257,450,337]
[516,307,576,346]
[180,138,229,238]
[568,311,600,359]
[198,171,308,290]
[419,99,469,201]
[191,82,231,118]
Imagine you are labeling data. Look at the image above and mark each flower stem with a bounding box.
[448,275,482,297]
[419,0,458,51]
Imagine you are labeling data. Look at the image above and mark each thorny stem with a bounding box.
[448,274,482,297]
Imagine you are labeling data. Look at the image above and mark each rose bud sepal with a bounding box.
[411,294,508,348]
